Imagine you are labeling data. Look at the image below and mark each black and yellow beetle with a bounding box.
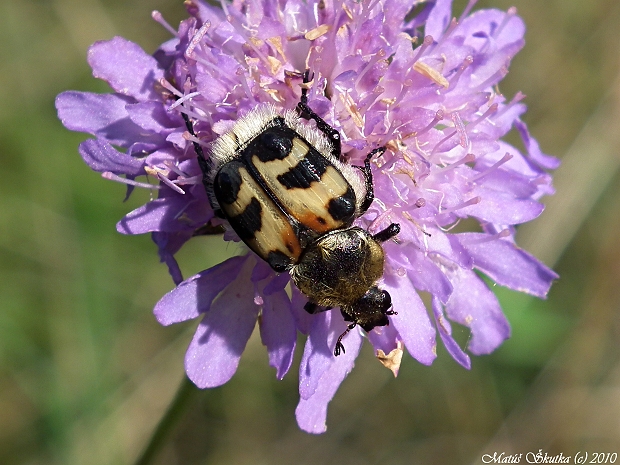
[182,71,400,356]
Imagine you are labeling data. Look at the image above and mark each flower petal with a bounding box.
[126,101,180,133]
[78,139,144,175]
[383,273,437,365]
[458,233,558,297]
[57,91,158,148]
[296,312,363,434]
[290,287,315,335]
[152,231,189,285]
[117,186,210,235]
[298,312,335,400]
[515,119,561,170]
[259,289,296,380]
[367,322,400,355]
[154,255,247,325]
[432,296,471,369]
[445,269,510,354]
[117,198,179,234]
[461,186,545,225]
[389,243,453,304]
[185,259,260,388]
[425,0,453,39]
[88,37,164,101]
[56,90,125,131]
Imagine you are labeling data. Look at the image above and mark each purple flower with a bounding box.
[56,0,559,433]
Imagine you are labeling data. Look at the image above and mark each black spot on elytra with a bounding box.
[228,197,262,242]
[255,126,294,162]
[214,162,244,205]
[277,150,329,189]
[327,186,356,222]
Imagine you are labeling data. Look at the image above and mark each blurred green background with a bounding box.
[1,0,619,463]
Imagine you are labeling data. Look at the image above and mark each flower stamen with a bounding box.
[186,22,211,59]
[183,130,209,148]
[151,11,179,37]
[451,112,469,148]
[440,196,480,215]
[431,129,457,156]
[468,103,499,130]
[495,7,518,38]
[159,79,183,98]
[416,109,444,138]
[413,61,449,88]
[402,210,432,237]
[436,18,458,48]
[168,92,202,111]
[156,172,186,194]
[442,153,476,170]
[470,153,513,182]
[102,172,160,190]
[411,35,434,64]
[445,56,473,91]
[458,0,479,22]
[236,68,257,103]
[473,66,509,92]
[355,49,386,90]
[461,229,512,246]
[495,92,525,118]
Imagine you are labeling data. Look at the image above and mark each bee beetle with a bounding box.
[182,71,400,356]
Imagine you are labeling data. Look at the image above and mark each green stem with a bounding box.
[134,376,195,465]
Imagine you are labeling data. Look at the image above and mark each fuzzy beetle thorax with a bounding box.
[290,227,386,307]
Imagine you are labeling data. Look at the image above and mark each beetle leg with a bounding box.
[334,322,357,356]
[356,146,386,213]
[181,112,211,188]
[304,301,333,314]
[304,301,318,314]
[296,70,342,161]
[181,111,223,214]
[372,223,400,243]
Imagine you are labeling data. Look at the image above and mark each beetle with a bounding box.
[182,71,400,356]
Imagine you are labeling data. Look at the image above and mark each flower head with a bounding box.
[56,0,559,433]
